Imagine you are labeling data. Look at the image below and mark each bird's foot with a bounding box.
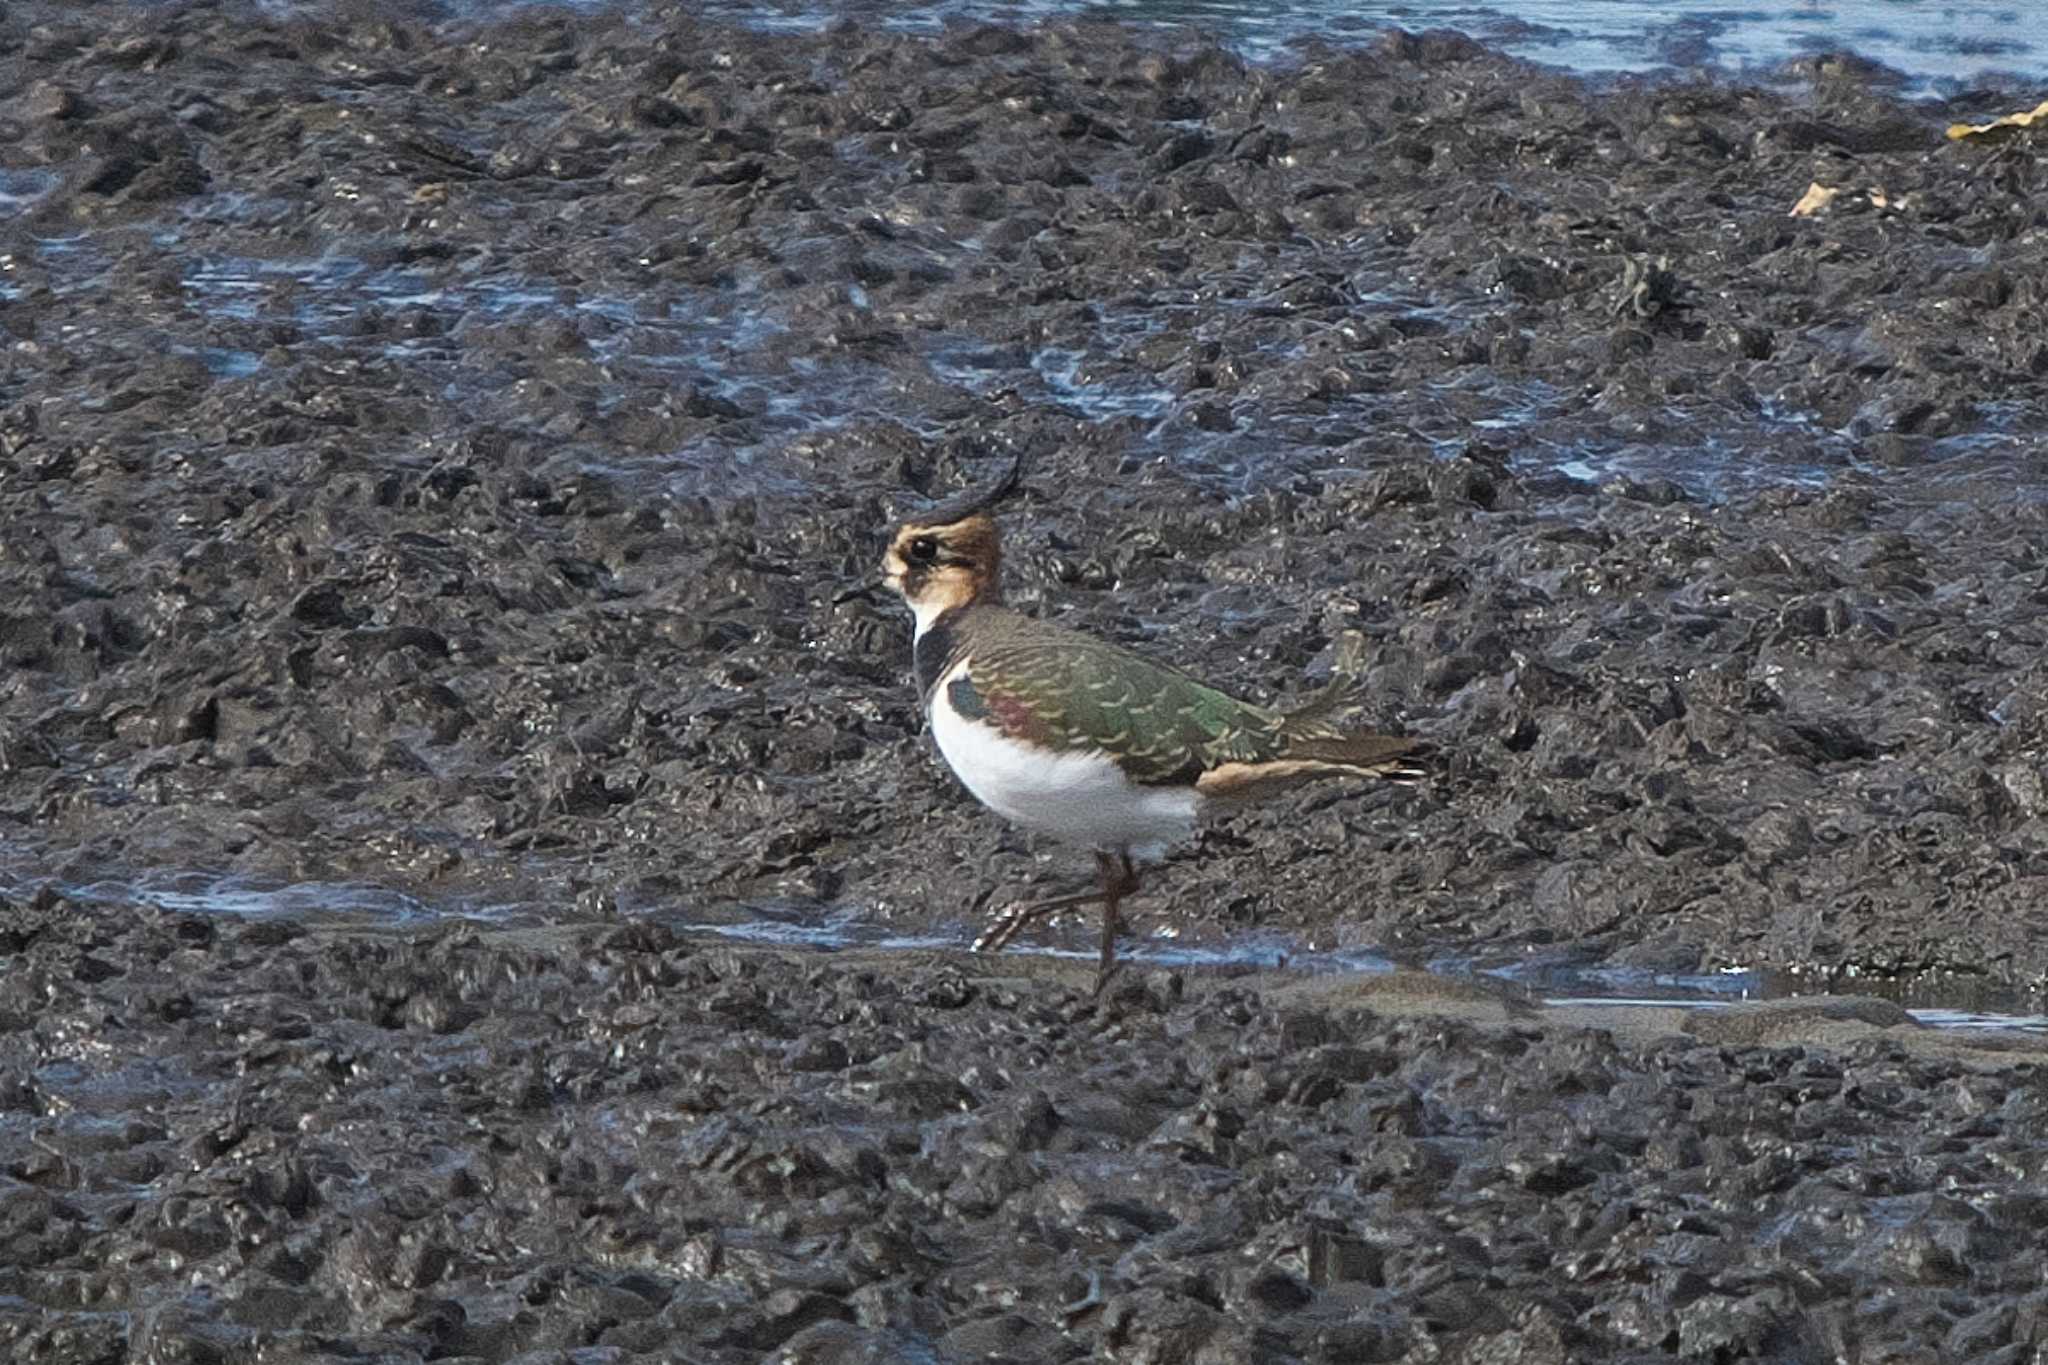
[970,911,1025,955]
[973,886,1105,955]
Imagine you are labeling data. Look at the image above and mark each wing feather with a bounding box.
[966,631,1287,785]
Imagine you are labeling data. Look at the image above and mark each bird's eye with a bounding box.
[907,535,940,564]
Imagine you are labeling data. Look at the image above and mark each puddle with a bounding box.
[168,251,896,493]
[147,229,1925,505]
[14,9,2048,523]
[1911,1008,2048,1032]
[0,167,58,216]
[180,253,651,330]
[178,343,264,378]
[1472,952,1766,1001]
[434,0,2048,96]
[12,865,2047,1034]
[57,872,450,925]
[667,904,2048,1034]
[33,200,2025,507]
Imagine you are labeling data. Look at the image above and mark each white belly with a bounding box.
[927,665,1201,858]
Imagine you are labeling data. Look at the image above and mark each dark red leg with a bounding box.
[1092,850,1141,996]
[973,880,1106,953]
[974,848,1142,992]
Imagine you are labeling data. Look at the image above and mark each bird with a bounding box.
[870,453,1427,994]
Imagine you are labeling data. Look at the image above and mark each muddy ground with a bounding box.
[7,893,2048,1364]
[3,1,2048,1360]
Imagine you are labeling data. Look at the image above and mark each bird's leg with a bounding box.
[1092,850,1141,997]
[974,850,1143,970]
[973,877,1110,955]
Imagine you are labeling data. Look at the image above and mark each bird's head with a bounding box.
[879,453,1023,635]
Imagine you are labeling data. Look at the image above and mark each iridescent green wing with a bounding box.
[962,634,1287,784]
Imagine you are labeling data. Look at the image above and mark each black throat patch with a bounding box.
[913,611,962,699]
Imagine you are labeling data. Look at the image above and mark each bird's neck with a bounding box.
[909,570,999,643]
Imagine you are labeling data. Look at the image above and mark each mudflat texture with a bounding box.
[3,4,2048,982]
[6,894,2048,1364]
[3,3,2048,1360]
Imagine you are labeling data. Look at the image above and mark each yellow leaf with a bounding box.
[1790,182,1840,217]
[1947,98,2048,142]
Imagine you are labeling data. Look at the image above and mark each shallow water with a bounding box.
[441,0,2048,94]
[58,870,449,925]
[21,219,1926,504]
[684,914,2048,1032]
[33,866,2046,1032]
[27,3,2012,508]
[13,7,2040,505]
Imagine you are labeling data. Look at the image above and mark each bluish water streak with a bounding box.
[415,0,2048,95]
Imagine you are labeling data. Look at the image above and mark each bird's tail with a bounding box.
[1276,630,1429,782]
[1280,630,1380,734]
[1195,633,1430,799]
[1275,732,1430,783]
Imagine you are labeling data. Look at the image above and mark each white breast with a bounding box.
[926,658,1201,858]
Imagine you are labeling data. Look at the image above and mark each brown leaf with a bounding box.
[1947,98,2048,142]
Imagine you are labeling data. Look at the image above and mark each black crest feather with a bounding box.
[916,450,1024,525]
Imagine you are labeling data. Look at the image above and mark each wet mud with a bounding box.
[4,2,2048,1359]
[8,893,2048,1364]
